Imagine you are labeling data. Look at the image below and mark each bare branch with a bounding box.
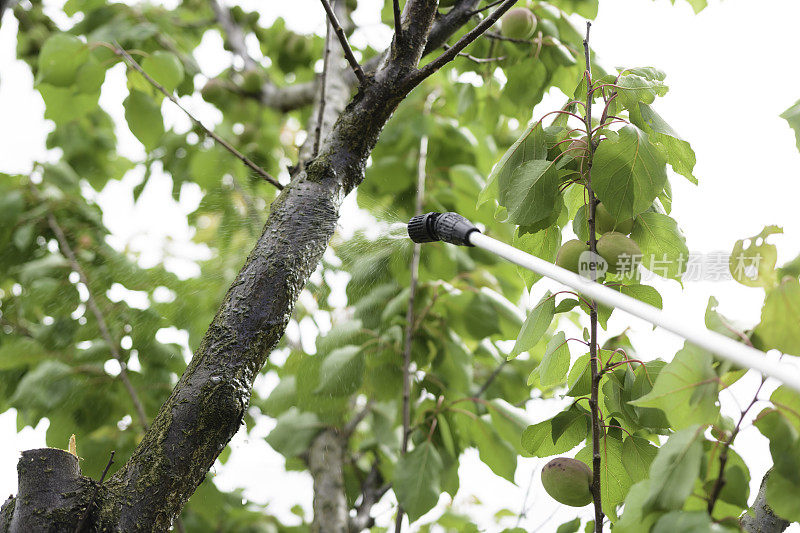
[407,0,519,85]
[319,0,368,85]
[395,92,434,533]
[313,16,333,158]
[209,0,257,69]
[36,197,148,431]
[342,401,372,438]
[113,44,283,189]
[393,0,402,42]
[442,43,505,63]
[74,451,115,533]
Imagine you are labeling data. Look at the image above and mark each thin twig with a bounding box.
[582,21,604,533]
[313,10,332,158]
[342,401,372,438]
[37,198,149,430]
[410,0,519,85]
[476,359,508,397]
[442,43,506,63]
[707,376,766,514]
[112,43,283,190]
[392,0,402,43]
[395,93,435,533]
[470,0,506,15]
[74,451,115,533]
[319,0,368,85]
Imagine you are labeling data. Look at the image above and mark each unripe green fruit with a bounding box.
[597,232,641,273]
[500,8,537,40]
[595,203,634,235]
[241,69,265,94]
[541,457,593,507]
[201,79,226,104]
[556,240,589,274]
[567,136,589,161]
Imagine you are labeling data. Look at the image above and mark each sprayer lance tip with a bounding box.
[407,212,480,247]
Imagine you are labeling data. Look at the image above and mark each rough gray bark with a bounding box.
[0,1,516,531]
[2,449,92,533]
[309,429,348,533]
[741,470,791,533]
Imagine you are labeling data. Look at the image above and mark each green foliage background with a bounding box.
[2,0,800,531]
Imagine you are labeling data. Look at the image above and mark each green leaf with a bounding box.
[512,227,560,288]
[265,408,321,458]
[534,331,570,387]
[141,51,184,93]
[37,33,88,87]
[614,68,668,108]
[729,226,782,288]
[644,425,704,511]
[39,85,98,124]
[556,517,582,533]
[593,125,668,222]
[258,376,297,417]
[752,411,800,521]
[781,99,800,152]
[629,103,697,183]
[630,212,689,281]
[501,159,561,227]
[314,346,364,396]
[394,441,444,522]
[470,416,517,482]
[522,404,589,457]
[651,511,717,533]
[123,89,165,150]
[622,436,658,485]
[575,432,628,518]
[770,386,800,432]
[613,480,660,533]
[488,399,532,456]
[11,360,76,420]
[630,344,719,429]
[510,293,555,358]
[480,121,549,208]
[754,277,800,356]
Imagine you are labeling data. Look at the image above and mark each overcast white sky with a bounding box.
[2,0,800,530]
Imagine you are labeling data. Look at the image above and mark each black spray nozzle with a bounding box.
[407,212,480,247]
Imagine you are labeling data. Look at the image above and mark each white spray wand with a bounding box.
[406,212,800,393]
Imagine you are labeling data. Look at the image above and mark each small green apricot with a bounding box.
[541,457,593,507]
[597,232,641,274]
[596,203,634,235]
[201,79,227,104]
[556,240,589,274]
[500,8,537,40]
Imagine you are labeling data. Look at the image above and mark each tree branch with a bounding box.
[68,3,497,528]
[309,429,348,533]
[319,0,367,85]
[350,463,387,532]
[395,93,432,533]
[209,0,257,70]
[582,21,604,533]
[406,0,518,86]
[313,13,333,158]
[37,198,149,431]
[113,44,283,189]
[740,469,790,533]
[392,0,402,42]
